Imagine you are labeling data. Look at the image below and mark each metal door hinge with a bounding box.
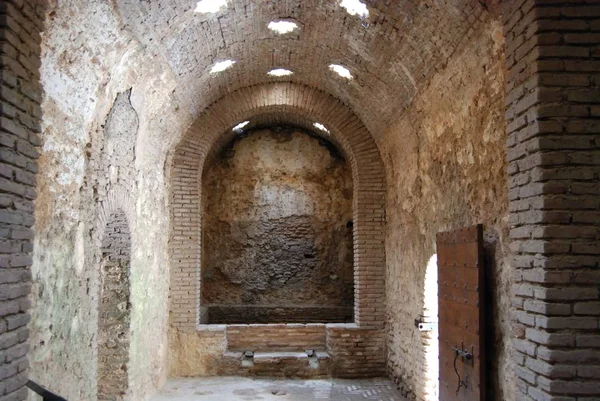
[415,317,438,332]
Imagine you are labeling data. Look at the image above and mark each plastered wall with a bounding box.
[28,2,192,399]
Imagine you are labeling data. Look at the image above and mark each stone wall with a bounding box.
[97,210,131,401]
[381,15,513,401]
[504,1,600,399]
[28,2,191,400]
[0,1,44,400]
[14,2,599,401]
[202,128,354,324]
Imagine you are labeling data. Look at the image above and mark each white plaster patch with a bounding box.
[41,63,97,123]
[40,123,86,205]
[74,222,86,275]
[71,315,79,334]
[254,184,313,218]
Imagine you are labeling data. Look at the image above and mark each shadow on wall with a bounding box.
[97,210,132,401]
[483,227,508,400]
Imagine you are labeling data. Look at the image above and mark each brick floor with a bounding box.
[150,377,407,401]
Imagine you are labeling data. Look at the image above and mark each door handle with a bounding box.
[451,342,473,395]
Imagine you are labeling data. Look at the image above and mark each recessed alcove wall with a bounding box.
[98,210,132,401]
[201,127,354,324]
[167,84,387,378]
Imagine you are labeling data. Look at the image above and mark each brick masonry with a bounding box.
[169,323,385,380]
[0,1,44,400]
[503,1,600,399]
[226,324,327,352]
[97,210,132,401]
[206,306,354,325]
[326,324,386,379]
[1,1,599,400]
[168,82,387,376]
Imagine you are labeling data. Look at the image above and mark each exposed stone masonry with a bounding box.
[0,1,598,401]
[504,1,600,399]
[98,210,131,401]
[382,14,510,401]
[202,129,354,324]
[0,2,44,400]
[101,90,137,191]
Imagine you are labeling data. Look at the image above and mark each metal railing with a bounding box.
[26,380,68,401]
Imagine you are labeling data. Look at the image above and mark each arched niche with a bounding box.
[97,209,132,401]
[168,83,386,329]
[201,126,355,324]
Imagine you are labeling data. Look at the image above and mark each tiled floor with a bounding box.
[150,377,407,401]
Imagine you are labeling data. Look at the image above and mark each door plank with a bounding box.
[437,224,485,401]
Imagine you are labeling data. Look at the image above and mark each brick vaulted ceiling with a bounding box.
[114,0,491,135]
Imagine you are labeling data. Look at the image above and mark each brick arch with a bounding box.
[203,112,352,171]
[169,82,386,330]
[97,188,136,235]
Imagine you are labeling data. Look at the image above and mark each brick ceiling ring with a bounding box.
[173,82,386,192]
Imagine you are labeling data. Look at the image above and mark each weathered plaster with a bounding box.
[381,18,513,401]
[31,2,190,400]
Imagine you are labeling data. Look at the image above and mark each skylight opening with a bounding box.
[210,60,236,74]
[268,20,299,35]
[329,64,354,80]
[314,122,330,134]
[340,0,369,18]
[268,68,293,77]
[194,0,228,13]
[232,121,250,131]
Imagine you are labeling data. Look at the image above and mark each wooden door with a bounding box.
[437,225,485,401]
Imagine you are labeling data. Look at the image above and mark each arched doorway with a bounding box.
[422,254,438,401]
